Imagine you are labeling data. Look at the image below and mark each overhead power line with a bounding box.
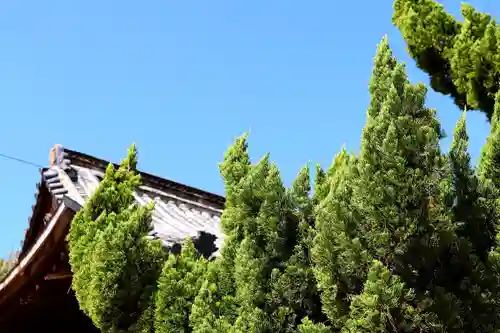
[0,152,44,169]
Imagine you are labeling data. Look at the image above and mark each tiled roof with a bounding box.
[42,145,225,257]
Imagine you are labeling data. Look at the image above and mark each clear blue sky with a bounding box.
[0,0,495,257]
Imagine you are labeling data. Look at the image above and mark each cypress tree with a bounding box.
[341,261,419,333]
[351,37,449,302]
[431,112,500,331]
[311,148,369,330]
[69,144,165,333]
[447,112,494,258]
[230,159,285,332]
[478,90,500,188]
[310,36,500,332]
[353,36,500,332]
[311,36,444,331]
[190,135,251,332]
[267,164,325,331]
[61,8,500,329]
[393,0,500,121]
[478,91,500,317]
[478,93,500,278]
[312,165,328,205]
[191,136,324,332]
[155,238,207,333]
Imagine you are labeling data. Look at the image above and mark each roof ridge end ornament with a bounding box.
[49,144,71,171]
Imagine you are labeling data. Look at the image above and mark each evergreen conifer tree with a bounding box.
[350,40,449,328]
[478,90,500,189]
[477,93,500,279]
[191,136,324,332]
[447,112,494,258]
[341,260,419,333]
[190,135,251,332]
[313,36,446,331]
[429,112,500,331]
[478,91,500,313]
[69,144,165,333]
[155,237,207,333]
[310,37,500,332]
[267,164,325,331]
[311,148,369,330]
[312,165,328,205]
[393,0,500,121]
[61,4,500,328]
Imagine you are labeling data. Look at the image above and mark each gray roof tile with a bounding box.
[42,146,225,257]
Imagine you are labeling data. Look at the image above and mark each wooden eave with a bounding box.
[0,200,74,317]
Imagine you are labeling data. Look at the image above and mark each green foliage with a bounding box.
[69,144,166,333]
[479,91,500,186]
[191,136,323,332]
[297,318,330,333]
[65,5,500,331]
[312,148,369,329]
[313,37,447,331]
[342,261,418,333]
[448,112,495,258]
[187,36,500,333]
[190,135,250,332]
[155,238,207,333]
[311,37,500,332]
[393,0,500,121]
[0,252,18,281]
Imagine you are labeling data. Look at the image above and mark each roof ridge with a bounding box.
[60,147,225,209]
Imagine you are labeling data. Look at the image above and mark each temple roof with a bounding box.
[0,144,227,330]
[41,145,225,256]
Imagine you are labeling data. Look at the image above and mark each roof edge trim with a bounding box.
[60,146,224,208]
[0,203,67,300]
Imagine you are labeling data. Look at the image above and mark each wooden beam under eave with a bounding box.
[44,273,72,281]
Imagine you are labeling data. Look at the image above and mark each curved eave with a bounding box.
[20,169,49,256]
[0,203,71,307]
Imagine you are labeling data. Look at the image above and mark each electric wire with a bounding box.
[0,152,44,169]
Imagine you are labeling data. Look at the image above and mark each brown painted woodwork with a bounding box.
[0,189,98,332]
